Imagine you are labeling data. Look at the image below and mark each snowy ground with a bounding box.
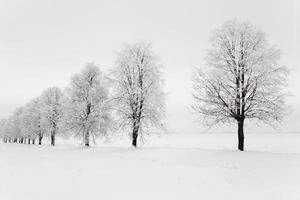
[0,133,300,200]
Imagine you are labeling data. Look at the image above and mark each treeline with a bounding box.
[0,42,165,147]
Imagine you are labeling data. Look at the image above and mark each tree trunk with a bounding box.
[51,130,55,146]
[84,130,90,147]
[28,138,31,145]
[238,120,245,151]
[32,139,35,145]
[38,135,43,145]
[85,102,91,147]
[132,126,138,147]
[132,133,138,147]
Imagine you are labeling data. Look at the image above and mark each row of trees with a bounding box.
[0,87,63,145]
[0,20,289,151]
[0,42,166,147]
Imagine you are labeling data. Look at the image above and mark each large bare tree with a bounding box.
[192,21,289,151]
[112,42,165,147]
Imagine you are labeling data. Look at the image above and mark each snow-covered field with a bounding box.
[0,133,300,200]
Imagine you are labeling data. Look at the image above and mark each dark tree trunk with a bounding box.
[238,120,245,151]
[132,126,138,147]
[84,102,91,147]
[32,139,35,145]
[28,139,31,145]
[38,135,43,145]
[132,133,138,147]
[51,130,55,146]
[84,130,90,147]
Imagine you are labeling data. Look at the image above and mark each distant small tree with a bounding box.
[40,87,64,146]
[63,63,111,147]
[192,20,289,151]
[111,42,166,147]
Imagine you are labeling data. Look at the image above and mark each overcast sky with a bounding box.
[0,0,299,134]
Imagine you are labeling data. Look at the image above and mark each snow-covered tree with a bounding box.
[40,87,64,146]
[192,20,289,151]
[63,63,111,146]
[21,98,45,145]
[111,42,165,147]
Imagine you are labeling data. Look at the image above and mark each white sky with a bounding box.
[0,0,299,133]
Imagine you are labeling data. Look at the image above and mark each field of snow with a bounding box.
[0,133,300,200]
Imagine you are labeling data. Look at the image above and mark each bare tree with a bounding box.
[111,42,165,147]
[63,63,111,147]
[40,87,64,146]
[192,20,289,151]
